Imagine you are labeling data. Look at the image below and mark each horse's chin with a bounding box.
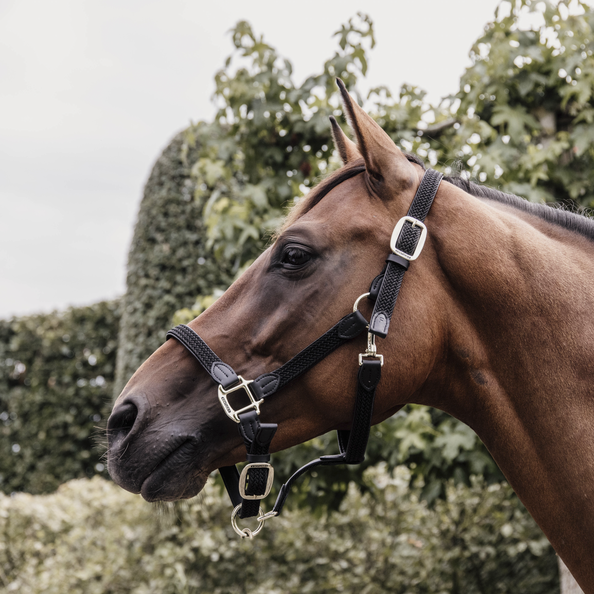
[110,437,210,502]
[140,464,208,502]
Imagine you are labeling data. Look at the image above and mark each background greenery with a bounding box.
[3,0,594,589]
[0,301,119,494]
[113,132,233,396]
[0,467,557,594]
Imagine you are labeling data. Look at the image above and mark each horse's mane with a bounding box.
[282,153,594,243]
[444,174,594,243]
[404,154,594,243]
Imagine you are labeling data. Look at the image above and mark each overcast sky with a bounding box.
[0,0,502,318]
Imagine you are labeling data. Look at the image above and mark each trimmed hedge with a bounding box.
[0,467,558,594]
[113,130,233,396]
[0,301,120,494]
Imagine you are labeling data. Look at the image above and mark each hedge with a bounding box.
[0,466,558,594]
[0,301,120,494]
[113,130,233,396]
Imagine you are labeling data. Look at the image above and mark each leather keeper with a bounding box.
[246,454,271,463]
[386,253,410,270]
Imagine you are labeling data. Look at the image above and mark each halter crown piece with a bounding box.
[166,168,443,538]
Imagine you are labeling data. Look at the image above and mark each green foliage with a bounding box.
[0,469,557,593]
[446,0,594,207]
[188,14,376,267]
[113,132,234,394]
[0,301,119,494]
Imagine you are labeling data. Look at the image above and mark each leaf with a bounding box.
[491,105,540,138]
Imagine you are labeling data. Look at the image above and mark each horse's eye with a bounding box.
[281,246,312,268]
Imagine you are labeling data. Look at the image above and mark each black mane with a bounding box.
[404,154,594,243]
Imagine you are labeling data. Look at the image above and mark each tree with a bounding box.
[445,0,594,209]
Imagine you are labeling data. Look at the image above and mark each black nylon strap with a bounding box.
[166,325,239,390]
[407,168,443,221]
[236,411,277,518]
[251,310,368,399]
[342,359,382,462]
[369,169,442,338]
[167,311,367,401]
[369,263,406,338]
[271,359,381,515]
[219,466,243,507]
[218,417,278,519]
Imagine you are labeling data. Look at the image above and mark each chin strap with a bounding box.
[166,168,442,538]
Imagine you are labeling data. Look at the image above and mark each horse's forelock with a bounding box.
[278,153,424,235]
[278,160,366,233]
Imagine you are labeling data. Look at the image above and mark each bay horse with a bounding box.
[107,80,594,590]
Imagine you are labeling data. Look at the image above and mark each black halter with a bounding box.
[166,168,443,538]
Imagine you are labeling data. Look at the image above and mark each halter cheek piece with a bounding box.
[167,168,443,538]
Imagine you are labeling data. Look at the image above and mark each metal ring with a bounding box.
[230,504,266,539]
[353,292,370,313]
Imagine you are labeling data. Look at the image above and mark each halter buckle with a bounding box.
[218,376,261,423]
[390,216,428,261]
[239,462,274,500]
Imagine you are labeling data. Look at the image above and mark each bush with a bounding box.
[0,468,558,594]
[113,132,233,395]
[0,301,120,494]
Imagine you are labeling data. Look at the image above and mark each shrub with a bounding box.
[113,132,233,395]
[0,468,558,594]
[0,301,120,494]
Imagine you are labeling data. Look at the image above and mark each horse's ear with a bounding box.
[329,115,361,164]
[336,78,417,198]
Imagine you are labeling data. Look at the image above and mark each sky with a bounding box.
[0,0,502,318]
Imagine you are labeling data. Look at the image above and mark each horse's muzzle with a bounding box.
[106,393,206,500]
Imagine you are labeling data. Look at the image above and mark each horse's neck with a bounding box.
[428,182,594,590]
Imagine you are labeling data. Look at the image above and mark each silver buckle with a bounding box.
[239,462,274,500]
[218,376,260,423]
[359,353,384,366]
[390,216,428,261]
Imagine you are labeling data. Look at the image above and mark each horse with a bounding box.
[107,80,594,591]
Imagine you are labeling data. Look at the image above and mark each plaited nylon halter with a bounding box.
[167,168,443,538]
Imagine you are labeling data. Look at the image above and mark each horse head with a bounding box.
[107,81,447,504]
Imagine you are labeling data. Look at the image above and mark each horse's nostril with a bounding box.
[107,402,139,445]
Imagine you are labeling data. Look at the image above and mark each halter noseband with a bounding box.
[166,168,443,538]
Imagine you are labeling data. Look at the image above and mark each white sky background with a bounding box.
[0,0,501,318]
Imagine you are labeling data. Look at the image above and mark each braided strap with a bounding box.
[369,169,442,338]
[251,310,368,399]
[408,168,443,221]
[166,325,239,389]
